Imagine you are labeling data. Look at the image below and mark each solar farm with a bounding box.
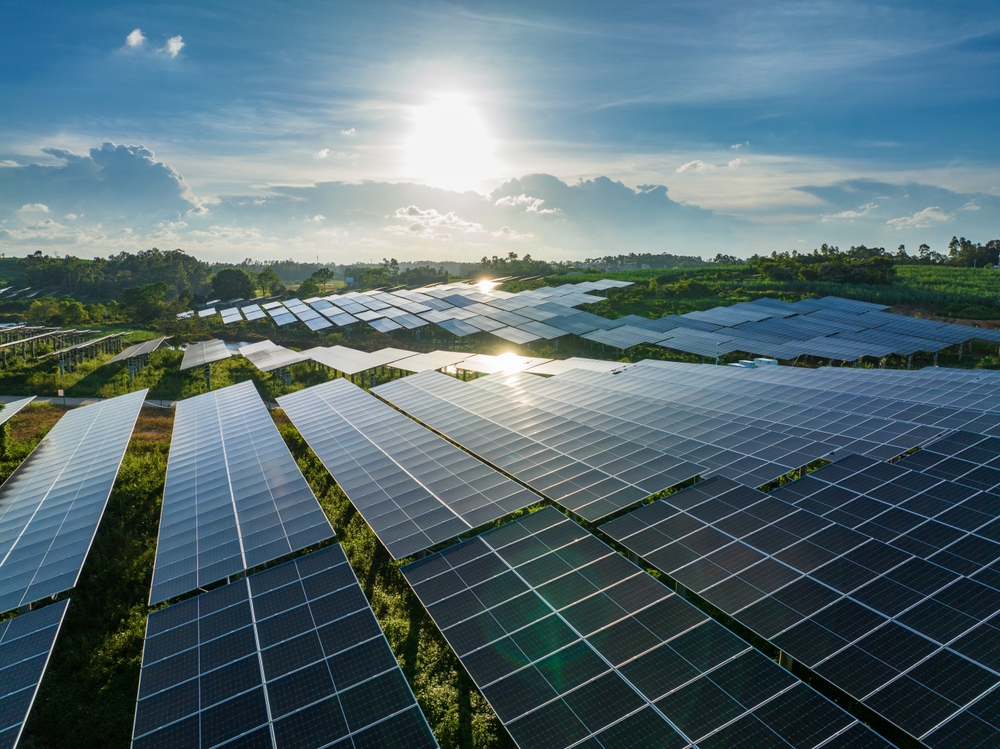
[3,285,1000,749]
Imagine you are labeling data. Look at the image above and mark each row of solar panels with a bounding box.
[0,391,148,748]
[132,377,894,748]
[278,360,1000,747]
[191,278,1000,364]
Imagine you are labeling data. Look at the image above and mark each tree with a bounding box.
[212,268,255,300]
[256,267,285,296]
[309,267,335,292]
[121,282,172,323]
[297,278,321,296]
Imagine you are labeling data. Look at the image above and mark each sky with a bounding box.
[1,0,998,264]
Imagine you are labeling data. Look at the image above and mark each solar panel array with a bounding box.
[0,600,69,749]
[179,339,232,371]
[0,390,146,615]
[648,296,1000,361]
[403,506,890,749]
[134,544,438,749]
[277,379,539,558]
[375,372,703,521]
[603,432,1000,746]
[150,380,334,604]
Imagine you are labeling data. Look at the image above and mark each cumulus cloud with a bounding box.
[19,203,49,213]
[163,36,184,57]
[886,206,952,229]
[492,226,534,240]
[308,214,325,222]
[64,213,78,220]
[731,142,749,150]
[126,28,146,48]
[494,194,560,214]
[340,128,356,136]
[821,202,878,221]
[961,200,980,211]
[385,205,485,238]
[314,148,331,159]
[728,158,747,168]
[677,160,712,173]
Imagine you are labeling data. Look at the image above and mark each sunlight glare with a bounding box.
[404,95,499,192]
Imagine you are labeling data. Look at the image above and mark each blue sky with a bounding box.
[1,1,998,262]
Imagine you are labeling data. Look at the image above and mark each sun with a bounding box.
[403,94,499,193]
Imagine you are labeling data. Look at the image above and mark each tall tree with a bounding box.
[211,268,255,300]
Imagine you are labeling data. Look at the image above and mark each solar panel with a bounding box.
[604,455,1000,746]
[438,319,480,337]
[374,372,702,521]
[369,318,402,333]
[271,312,297,326]
[134,544,439,749]
[524,358,624,376]
[0,390,146,614]
[149,381,334,604]
[389,350,473,373]
[107,337,169,364]
[179,339,232,371]
[0,396,34,426]
[304,317,333,331]
[237,341,307,371]
[197,308,216,318]
[403,507,889,749]
[0,600,69,749]
[277,379,538,558]
[492,327,541,344]
[458,354,552,375]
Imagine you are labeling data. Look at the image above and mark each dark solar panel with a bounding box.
[403,507,888,749]
[277,379,539,558]
[133,544,438,749]
[375,373,702,521]
[604,456,1000,745]
[149,381,334,605]
[0,390,146,615]
[0,600,69,749]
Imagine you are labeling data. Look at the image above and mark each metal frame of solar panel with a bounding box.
[149,380,333,605]
[0,390,146,615]
[374,372,702,521]
[0,600,69,749]
[0,396,34,426]
[403,506,889,749]
[603,443,1000,747]
[134,544,438,749]
[277,378,538,559]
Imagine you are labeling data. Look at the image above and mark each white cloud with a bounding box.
[384,205,485,238]
[308,214,325,222]
[163,36,184,57]
[492,226,534,240]
[886,206,951,229]
[728,158,747,168]
[731,142,749,150]
[494,193,560,214]
[676,160,712,173]
[126,28,146,48]
[821,202,878,221]
[960,200,981,211]
[0,160,20,168]
[19,203,49,213]
[64,213,79,220]
[314,148,331,159]
[340,128,356,136]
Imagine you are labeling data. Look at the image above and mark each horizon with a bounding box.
[2,2,998,263]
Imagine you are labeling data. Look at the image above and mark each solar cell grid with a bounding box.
[149,381,334,605]
[0,390,146,614]
[179,339,232,371]
[604,451,1000,745]
[277,379,539,558]
[134,544,438,749]
[0,600,69,749]
[374,372,702,521]
[404,507,887,749]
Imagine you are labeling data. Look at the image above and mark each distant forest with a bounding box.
[0,236,995,306]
